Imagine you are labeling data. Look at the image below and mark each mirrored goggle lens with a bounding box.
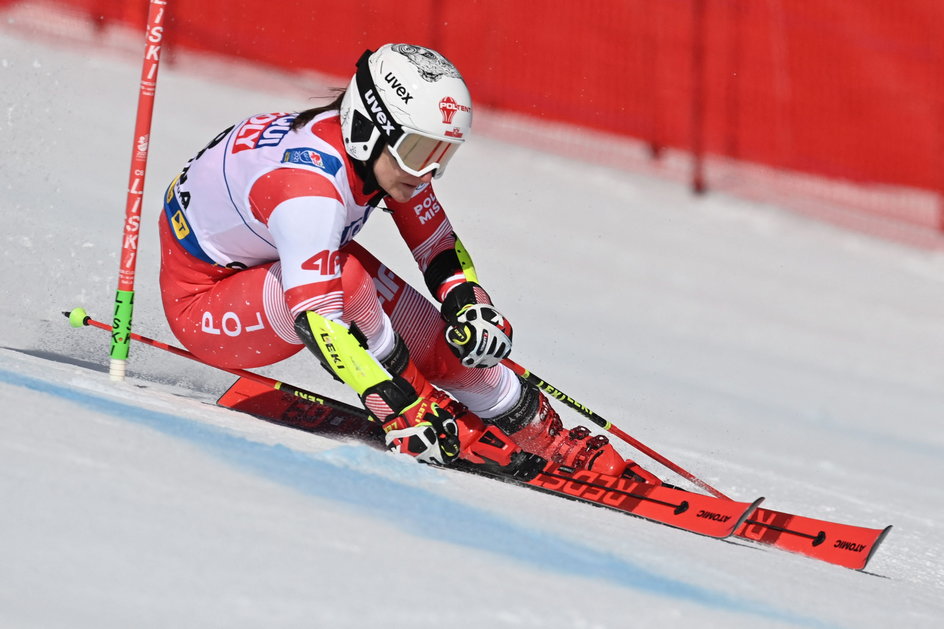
[390,133,462,177]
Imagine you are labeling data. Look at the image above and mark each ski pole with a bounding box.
[66,308,366,417]
[501,357,731,500]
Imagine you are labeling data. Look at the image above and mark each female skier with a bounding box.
[158,43,626,476]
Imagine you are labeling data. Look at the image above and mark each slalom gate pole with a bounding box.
[109,0,169,382]
[501,357,731,499]
[68,309,367,417]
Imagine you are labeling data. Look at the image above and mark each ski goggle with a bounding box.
[387,129,462,179]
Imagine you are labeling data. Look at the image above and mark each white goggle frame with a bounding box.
[388,128,462,178]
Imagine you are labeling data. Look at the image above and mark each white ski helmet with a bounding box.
[339,43,472,178]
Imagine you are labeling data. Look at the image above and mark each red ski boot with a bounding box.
[431,389,546,480]
[490,380,627,476]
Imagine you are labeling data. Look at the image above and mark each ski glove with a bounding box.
[375,388,461,465]
[441,282,513,369]
[355,335,461,465]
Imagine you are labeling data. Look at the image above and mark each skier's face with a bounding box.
[373,147,434,202]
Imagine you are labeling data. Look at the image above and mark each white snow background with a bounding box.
[2,14,944,629]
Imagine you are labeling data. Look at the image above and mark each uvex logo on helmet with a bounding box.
[383,72,414,103]
[439,96,471,124]
[364,88,396,135]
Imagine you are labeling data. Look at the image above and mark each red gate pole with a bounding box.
[110,0,169,381]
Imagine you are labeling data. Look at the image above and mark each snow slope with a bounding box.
[2,17,944,629]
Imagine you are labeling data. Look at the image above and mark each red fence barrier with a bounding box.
[15,0,944,242]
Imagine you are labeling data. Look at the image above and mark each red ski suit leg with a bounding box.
[158,212,303,369]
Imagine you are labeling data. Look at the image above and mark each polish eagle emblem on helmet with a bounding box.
[391,44,462,82]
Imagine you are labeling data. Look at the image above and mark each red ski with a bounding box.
[526,465,763,539]
[736,507,892,570]
[217,375,381,439]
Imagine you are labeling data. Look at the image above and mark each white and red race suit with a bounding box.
[158,110,518,417]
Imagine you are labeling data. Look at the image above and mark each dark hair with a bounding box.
[291,89,346,131]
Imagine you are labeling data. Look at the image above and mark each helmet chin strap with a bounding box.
[351,139,388,201]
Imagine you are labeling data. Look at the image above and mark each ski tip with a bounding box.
[66,307,90,328]
[734,496,766,531]
[861,524,894,571]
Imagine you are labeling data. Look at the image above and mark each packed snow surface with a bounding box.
[2,19,943,629]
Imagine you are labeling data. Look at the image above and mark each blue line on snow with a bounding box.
[0,366,835,628]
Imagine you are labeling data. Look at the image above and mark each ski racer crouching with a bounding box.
[158,43,626,477]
